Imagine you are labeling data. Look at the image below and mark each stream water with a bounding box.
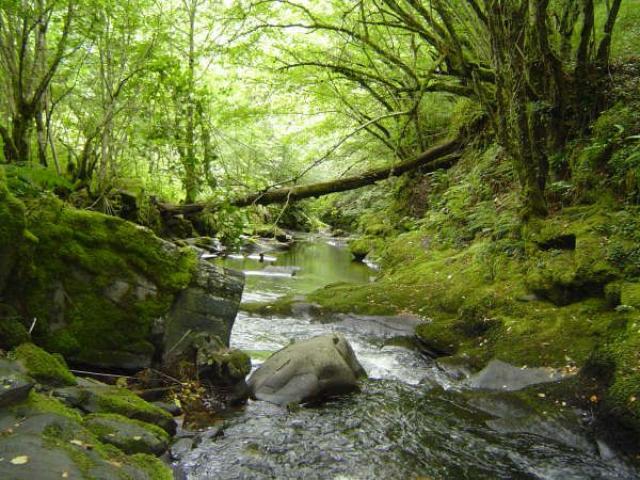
[177,235,639,480]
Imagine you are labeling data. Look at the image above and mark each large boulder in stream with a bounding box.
[1,196,244,371]
[248,333,367,406]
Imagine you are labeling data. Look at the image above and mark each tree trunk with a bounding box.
[183,0,199,204]
[11,110,33,163]
[158,136,462,216]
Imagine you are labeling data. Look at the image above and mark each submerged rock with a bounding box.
[465,359,571,391]
[248,333,367,406]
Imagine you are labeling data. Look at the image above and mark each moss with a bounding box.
[13,343,77,386]
[84,413,169,454]
[92,386,175,433]
[347,237,382,261]
[15,196,198,366]
[13,390,83,422]
[0,168,29,297]
[597,319,640,433]
[620,282,640,309]
[129,454,173,480]
[0,314,29,349]
[37,409,172,479]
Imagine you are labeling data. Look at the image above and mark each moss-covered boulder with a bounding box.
[348,236,383,262]
[0,391,172,480]
[1,196,244,371]
[0,168,28,296]
[0,305,30,349]
[13,343,77,387]
[54,378,176,435]
[525,214,618,306]
[84,413,170,455]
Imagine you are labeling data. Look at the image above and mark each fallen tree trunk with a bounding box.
[158,136,463,216]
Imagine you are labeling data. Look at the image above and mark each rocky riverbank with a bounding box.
[0,169,253,477]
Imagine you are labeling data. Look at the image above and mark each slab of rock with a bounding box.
[248,333,367,406]
[0,360,34,407]
[84,413,169,455]
[53,377,176,435]
[0,412,170,480]
[465,359,570,392]
[162,261,244,361]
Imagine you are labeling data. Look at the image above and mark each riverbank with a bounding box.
[244,103,640,453]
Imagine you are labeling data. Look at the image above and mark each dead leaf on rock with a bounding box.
[10,455,29,465]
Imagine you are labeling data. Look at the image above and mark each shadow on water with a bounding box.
[178,235,639,480]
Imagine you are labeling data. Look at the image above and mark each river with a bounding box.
[176,234,638,480]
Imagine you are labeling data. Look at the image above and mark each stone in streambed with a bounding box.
[247,334,367,406]
[465,359,571,391]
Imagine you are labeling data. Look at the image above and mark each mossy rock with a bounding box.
[84,413,170,455]
[0,307,29,350]
[0,168,28,296]
[620,282,640,309]
[13,343,77,387]
[1,396,172,480]
[525,230,618,306]
[348,237,382,261]
[78,381,176,435]
[11,390,82,422]
[10,197,199,369]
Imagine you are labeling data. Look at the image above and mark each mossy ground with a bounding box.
[84,413,169,454]
[309,131,640,435]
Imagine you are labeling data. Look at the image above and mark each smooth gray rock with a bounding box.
[0,360,34,407]
[170,437,194,461]
[465,360,569,391]
[248,334,367,406]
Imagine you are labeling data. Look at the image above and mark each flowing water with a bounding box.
[177,235,639,480]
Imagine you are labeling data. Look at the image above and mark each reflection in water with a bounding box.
[179,235,639,480]
[219,235,374,300]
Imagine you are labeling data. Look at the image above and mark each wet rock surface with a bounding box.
[465,359,571,391]
[0,360,34,407]
[248,333,367,406]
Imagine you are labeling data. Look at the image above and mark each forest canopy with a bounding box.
[0,0,638,218]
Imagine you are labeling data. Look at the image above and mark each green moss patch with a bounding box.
[84,413,169,455]
[13,343,77,387]
[12,391,83,422]
[86,385,175,434]
[16,197,198,367]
